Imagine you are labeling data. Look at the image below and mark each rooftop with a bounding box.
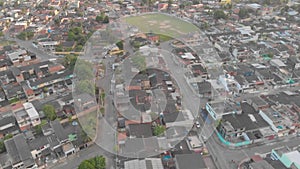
[222,102,269,131]
[50,119,68,142]
[283,151,300,168]
[128,123,153,138]
[124,158,164,169]
[175,154,207,169]
[197,81,212,95]
[23,102,39,119]
[250,160,275,169]
[4,134,35,167]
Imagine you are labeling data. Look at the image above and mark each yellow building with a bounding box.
[220,0,231,5]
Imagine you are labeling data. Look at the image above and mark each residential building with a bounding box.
[50,119,69,144]
[3,83,27,101]
[4,134,37,169]
[124,158,164,169]
[128,123,153,138]
[14,103,41,131]
[175,154,208,169]
[206,100,242,120]
[0,115,19,139]
[217,102,270,141]
[14,109,32,131]
[23,102,41,127]
[271,148,300,169]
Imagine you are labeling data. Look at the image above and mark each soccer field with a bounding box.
[123,13,199,38]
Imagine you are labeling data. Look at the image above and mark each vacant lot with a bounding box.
[123,13,199,38]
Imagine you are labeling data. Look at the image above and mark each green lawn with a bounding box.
[123,13,199,38]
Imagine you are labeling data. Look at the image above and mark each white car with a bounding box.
[195,121,200,128]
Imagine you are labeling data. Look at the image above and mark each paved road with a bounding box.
[4,8,65,62]
[95,55,119,167]
[159,41,300,169]
[5,34,58,61]
[160,42,231,169]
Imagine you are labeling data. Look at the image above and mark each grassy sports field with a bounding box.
[123,13,199,38]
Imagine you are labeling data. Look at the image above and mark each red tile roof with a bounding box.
[126,86,142,91]
[125,120,140,126]
[118,132,127,141]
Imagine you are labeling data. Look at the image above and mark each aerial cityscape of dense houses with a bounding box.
[0,0,300,169]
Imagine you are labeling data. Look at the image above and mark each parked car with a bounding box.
[195,121,200,128]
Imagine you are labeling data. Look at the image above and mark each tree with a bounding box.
[75,45,83,52]
[116,41,124,50]
[43,87,49,93]
[263,0,271,6]
[34,120,47,135]
[153,125,165,136]
[201,22,210,30]
[78,160,95,169]
[96,15,103,22]
[238,8,249,19]
[63,54,78,70]
[103,16,109,24]
[68,31,76,41]
[54,18,60,25]
[96,12,106,23]
[99,91,105,106]
[142,0,155,7]
[43,104,57,121]
[0,141,5,153]
[179,4,185,9]
[213,10,227,20]
[3,134,13,140]
[0,31,3,36]
[80,130,91,143]
[56,44,63,52]
[78,156,106,169]
[192,0,199,5]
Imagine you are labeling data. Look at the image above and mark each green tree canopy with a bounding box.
[116,40,124,50]
[67,32,76,41]
[75,45,83,52]
[78,156,106,169]
[103,16,109,23]
[96,14,104,22]
[63,54,78,70]
[43,104,57,121]
[238,8,249,19]
[96,12,106,22]
[214,10,227,20]
[0,141,5,153]
[67,27,87,45]
[153,125,166,136]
